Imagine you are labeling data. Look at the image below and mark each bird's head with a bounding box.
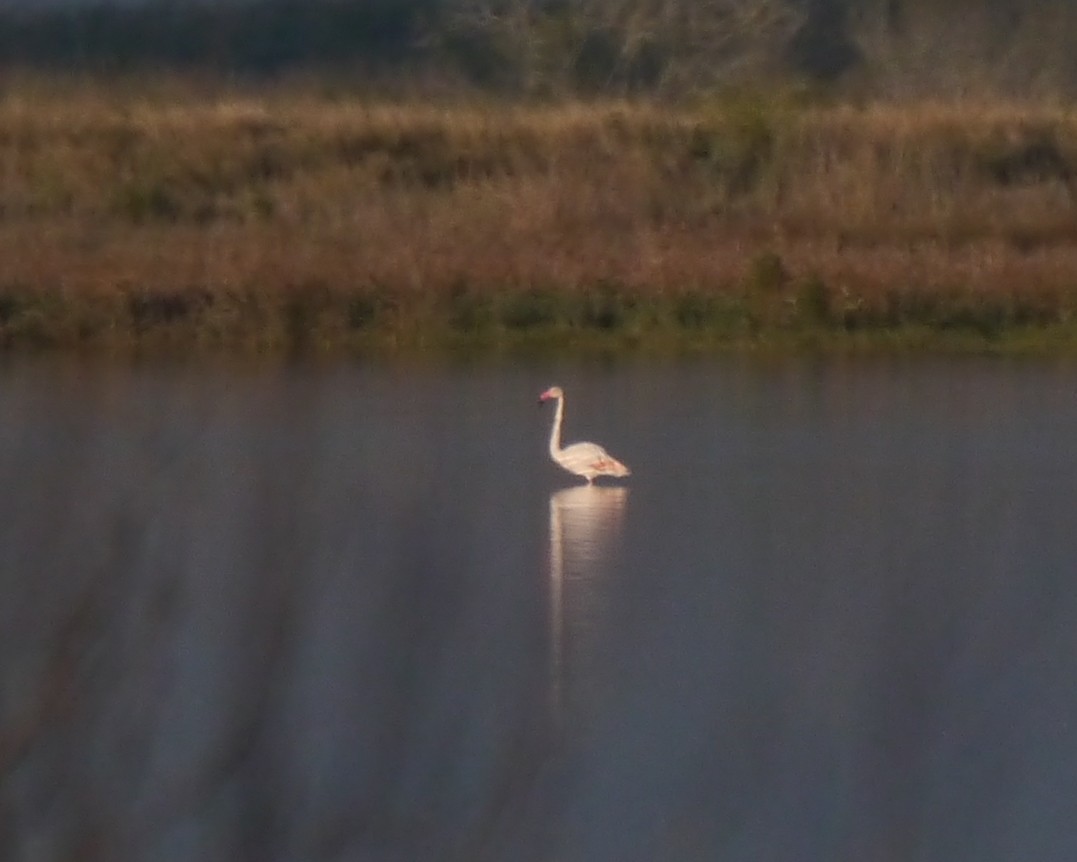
[538,386,563,405]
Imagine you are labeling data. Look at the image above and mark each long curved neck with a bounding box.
[548,394,564,457]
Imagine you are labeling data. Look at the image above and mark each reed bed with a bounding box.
[2,86,1077,353]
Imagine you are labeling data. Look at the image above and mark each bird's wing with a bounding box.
[559,441,618,471]
[560,441,607,459]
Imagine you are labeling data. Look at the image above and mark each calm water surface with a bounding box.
[2,356,1077,861]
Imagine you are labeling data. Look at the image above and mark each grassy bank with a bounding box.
[3,84,1077,354]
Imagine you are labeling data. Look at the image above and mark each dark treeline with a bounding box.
[1,0,1077,97]
[0,0,436,74]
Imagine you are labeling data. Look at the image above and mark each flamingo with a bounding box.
[538,386,631,484]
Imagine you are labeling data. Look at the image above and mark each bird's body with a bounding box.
[539,386,630,483]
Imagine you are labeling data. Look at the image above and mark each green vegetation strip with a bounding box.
[4,268,1077,356]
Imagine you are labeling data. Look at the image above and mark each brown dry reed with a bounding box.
[3,81,1077,354]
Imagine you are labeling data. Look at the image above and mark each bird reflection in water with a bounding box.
[548,484,628,726]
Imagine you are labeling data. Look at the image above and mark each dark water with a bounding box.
[2,356,1077,861]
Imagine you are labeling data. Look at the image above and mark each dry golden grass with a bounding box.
[2,83,1077,351]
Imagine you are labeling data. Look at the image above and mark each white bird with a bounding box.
[538,386,631,484]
